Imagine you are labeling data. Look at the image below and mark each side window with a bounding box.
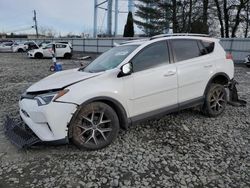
[132,41,169,72]
[172,39,200,62]
[44,44,52,49]
[5,43,13,46]
[56,44,66,48]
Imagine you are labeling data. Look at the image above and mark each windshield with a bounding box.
[83,45,138,73]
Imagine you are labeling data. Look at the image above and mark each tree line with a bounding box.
[132,0,250,38]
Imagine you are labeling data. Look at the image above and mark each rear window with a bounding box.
[171,39,200,62]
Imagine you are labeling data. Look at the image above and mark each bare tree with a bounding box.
[213,0,250,38]
[231,0,249,37]
[244,1,250,37]
[39,26,57,37]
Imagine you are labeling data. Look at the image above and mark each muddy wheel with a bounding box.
[71,102,119,150]
[202,84,227,117]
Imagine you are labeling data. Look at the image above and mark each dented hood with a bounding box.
[27,68,101,92]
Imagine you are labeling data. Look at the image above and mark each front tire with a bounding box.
[202,84,227,117]
[71,102,119,150]
[18,48,24,52]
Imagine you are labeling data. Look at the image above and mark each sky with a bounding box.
[0,0,136,36]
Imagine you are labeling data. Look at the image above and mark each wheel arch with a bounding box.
[203,72,230,96]
[68,96,129,138]
[18,48,24,52]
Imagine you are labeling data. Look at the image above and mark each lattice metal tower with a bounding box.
[93,0,134,37]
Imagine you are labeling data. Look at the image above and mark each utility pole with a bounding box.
[33,10,38,38]
[106,0,113,36]
[114,0,118,36]
[93,0,98,38]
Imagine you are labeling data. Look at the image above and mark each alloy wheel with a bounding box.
[209,87,226,113]
[76,111,113,146]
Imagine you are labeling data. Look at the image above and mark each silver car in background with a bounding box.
[0,42,14,52]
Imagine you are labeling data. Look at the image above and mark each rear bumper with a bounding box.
[227,79,247,107]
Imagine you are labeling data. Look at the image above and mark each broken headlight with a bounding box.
[34,89,69,106]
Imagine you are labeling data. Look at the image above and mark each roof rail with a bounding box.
[119,38,149,45]
[150,33,210,40]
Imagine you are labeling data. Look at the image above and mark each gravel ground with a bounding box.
[0,52,249,188]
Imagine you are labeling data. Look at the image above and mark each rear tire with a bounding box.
[64,53,72,59]
[71,102,119,150]
[202,84,227,117]
[34,52,43,59]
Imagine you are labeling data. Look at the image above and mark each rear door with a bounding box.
[125,41,178,117]
[55,44,67,57]
[170,39,216,103]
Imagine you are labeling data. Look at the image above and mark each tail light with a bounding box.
[226,53,233,60]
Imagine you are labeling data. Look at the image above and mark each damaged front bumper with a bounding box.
[4,116,41,148]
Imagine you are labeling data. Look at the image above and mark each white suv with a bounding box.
[27,42,72,59]
[15,35,235,150]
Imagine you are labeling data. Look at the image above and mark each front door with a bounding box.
[125,41,178,118]
[42,44,53,57]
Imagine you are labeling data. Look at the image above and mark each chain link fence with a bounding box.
[12,37,250,63]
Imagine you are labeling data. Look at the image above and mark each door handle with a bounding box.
[204,64,213,68]
[164,71,176,77]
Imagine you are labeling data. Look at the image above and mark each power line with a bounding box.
[5,26,33,33]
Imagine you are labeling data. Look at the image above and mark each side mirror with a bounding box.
[118,62,133,78]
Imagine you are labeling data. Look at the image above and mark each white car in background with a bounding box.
[0,42,14,52]
[27,43,72,59]
[12,41,39,52]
